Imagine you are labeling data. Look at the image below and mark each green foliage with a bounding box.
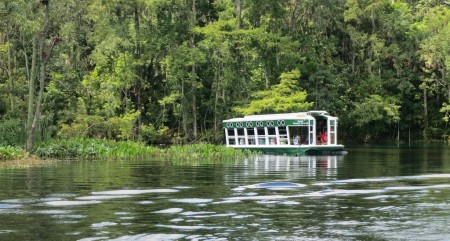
[2,0,450,144]
[34,138,254,161]
[0,146,26,161]
[58,111,140,140]
[0,119,25,146]
[441,103,450,122]
[58,114,103,138]
[351,95,400,127]
[140,124,171,144]
[348,95,401,141]
[234,69,313,115]
[35,138,156,159]
[106,111,141,140]
[162,143,256,162]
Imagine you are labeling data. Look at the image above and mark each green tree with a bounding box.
[417,5,450,138]
[27,0,61,151]
[234,69,313,115]
[349,94,400,141]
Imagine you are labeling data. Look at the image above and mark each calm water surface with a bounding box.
[1,145,450,240]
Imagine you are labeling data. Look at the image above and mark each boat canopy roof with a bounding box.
[223,111,337,128]
[223,112,312,123]
[223,111,335,123]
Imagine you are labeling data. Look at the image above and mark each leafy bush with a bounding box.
[0,118,26,146]
[0,146,26,161]
[140,124,171,144]
[163,143,255,161]
[34,138,255,161]
[35,138,157,159]
[58,111,140,140]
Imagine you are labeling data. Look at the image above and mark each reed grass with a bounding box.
[162,143,255,161]
[35,138,158,159]
[34,138,255,161]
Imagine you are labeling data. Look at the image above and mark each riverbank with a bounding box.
[0,138,255,168]
[0,155,57,168]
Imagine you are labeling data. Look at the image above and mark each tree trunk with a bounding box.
[134,4,143,137]
[192,72,197,139]
[191,0,198,140]
[423,82,428,141]
[27,3,52,151]
[181,80,188,138]
[236,0,242,30]
[214,58,220,134]
[445,70,450,104]
[26,36,37,133]
[6,28,14,112]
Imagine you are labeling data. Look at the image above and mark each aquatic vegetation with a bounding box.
[35,138,157,159]
[34,138,255,161]
[162,143,256,162]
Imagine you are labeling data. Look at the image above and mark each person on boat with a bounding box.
[320,130,328,144]
[293,135,299,145]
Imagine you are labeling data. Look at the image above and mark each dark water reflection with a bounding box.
[0,145,450,240]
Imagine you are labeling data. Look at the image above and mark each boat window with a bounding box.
[267,127,276,135]
[330,133,336,145]
[267,127,277,145]
[228,138,236,145]
[227,129,235,136]
[237,128,245,136]
[226,128,236,145]
[236,128,245,145]
[238,138,245,145]
[257,128,266,145]
[247,128,255,135]
[289,126,309,145]
[247,128,256,145]
[329,119,337,145]
[278,127,288,145]
[257,128,265,135]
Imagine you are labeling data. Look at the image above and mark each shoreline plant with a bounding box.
[32,138,255,161]
[0,146,27,161]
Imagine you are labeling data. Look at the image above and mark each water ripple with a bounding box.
[91,222,118,228]
[327,174,450,185]
[384,184,450,191]
[76,195,131,200]
[169,198,213,204]
[92,189,179,195]
[153,208,183,214]
[1,198,35,204]
[0,203,21,209]
[156,224,227,230]
[44,200,102,206]
[233,182,306,192]
[108,234,185,241]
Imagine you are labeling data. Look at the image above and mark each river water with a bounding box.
[1,145,450,241]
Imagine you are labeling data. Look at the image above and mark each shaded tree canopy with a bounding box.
[1,0,449,145]
[234,69,313,115]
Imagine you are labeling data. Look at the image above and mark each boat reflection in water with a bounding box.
[238,154,344,179]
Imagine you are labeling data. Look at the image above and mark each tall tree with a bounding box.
[27,0,60,151]
[234,69,313,115]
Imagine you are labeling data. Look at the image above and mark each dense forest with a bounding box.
[1,0,449,150]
